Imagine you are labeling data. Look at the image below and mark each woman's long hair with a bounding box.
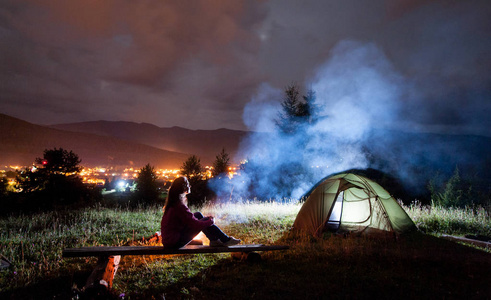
[163,177,188,214]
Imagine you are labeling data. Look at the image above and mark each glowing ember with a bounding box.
[193,232,207,244]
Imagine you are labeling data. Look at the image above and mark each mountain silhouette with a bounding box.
[2,113,490,195]
[50,120,249,164]
[0,114,190,169]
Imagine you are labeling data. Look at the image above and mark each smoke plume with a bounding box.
[211,41,402,200]
[211,39,491,202]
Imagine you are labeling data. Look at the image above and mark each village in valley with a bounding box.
[0,164,240,193]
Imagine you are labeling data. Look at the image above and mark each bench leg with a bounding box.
[84,255,121,291]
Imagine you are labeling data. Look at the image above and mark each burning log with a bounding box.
[143,232,161,244]
[140,232,203,245]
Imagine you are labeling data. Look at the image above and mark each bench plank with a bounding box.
[63,244,289,258]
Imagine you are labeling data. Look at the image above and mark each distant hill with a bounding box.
[364,128,491,196]
[50,121,249,164]
[0,114,190,169]
[3,113,490,197]
[49,119,491,183]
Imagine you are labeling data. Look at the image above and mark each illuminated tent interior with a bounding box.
[293,172,416,236]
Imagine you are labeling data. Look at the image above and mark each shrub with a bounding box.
[428,167,474,208]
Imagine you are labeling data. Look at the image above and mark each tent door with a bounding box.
[326,191,344,231]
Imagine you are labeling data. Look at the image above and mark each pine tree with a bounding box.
[180,155,210,207]
[180,155,203,180]
[212,148,231,178]
[135,163,160,205]
[275,84,318,134]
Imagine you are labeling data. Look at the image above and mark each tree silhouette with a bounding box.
[35,148,81,174]
[134,163,160,205]
[212,148,231,178]
[17,148,92,208]
[180,155,211,207]
[300,88,318,124]
[180,155,203,180]
[275,83,318,134]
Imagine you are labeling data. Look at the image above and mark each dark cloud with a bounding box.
[0,0,489,135]
[0,0,267,129]
[377,0,491,135]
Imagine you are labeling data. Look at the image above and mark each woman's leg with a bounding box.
[194,212,230,242]
[174,230,198,248]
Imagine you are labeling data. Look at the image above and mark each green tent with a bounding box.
[293,172,416,236]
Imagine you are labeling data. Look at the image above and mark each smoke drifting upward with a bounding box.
[211,41,407,200]
[210,39,491,202]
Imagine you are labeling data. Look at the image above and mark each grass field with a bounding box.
[0,200,490,299]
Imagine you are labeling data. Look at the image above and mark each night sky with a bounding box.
[0,0,490,135]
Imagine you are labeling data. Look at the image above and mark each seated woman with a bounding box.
[160,176,241,248]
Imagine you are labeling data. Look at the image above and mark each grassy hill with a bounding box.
[0,201,489,299]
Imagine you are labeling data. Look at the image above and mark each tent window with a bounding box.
[341,189,371,224]
[326,192,343,231]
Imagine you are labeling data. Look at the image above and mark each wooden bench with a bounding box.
[63,244,289,291]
